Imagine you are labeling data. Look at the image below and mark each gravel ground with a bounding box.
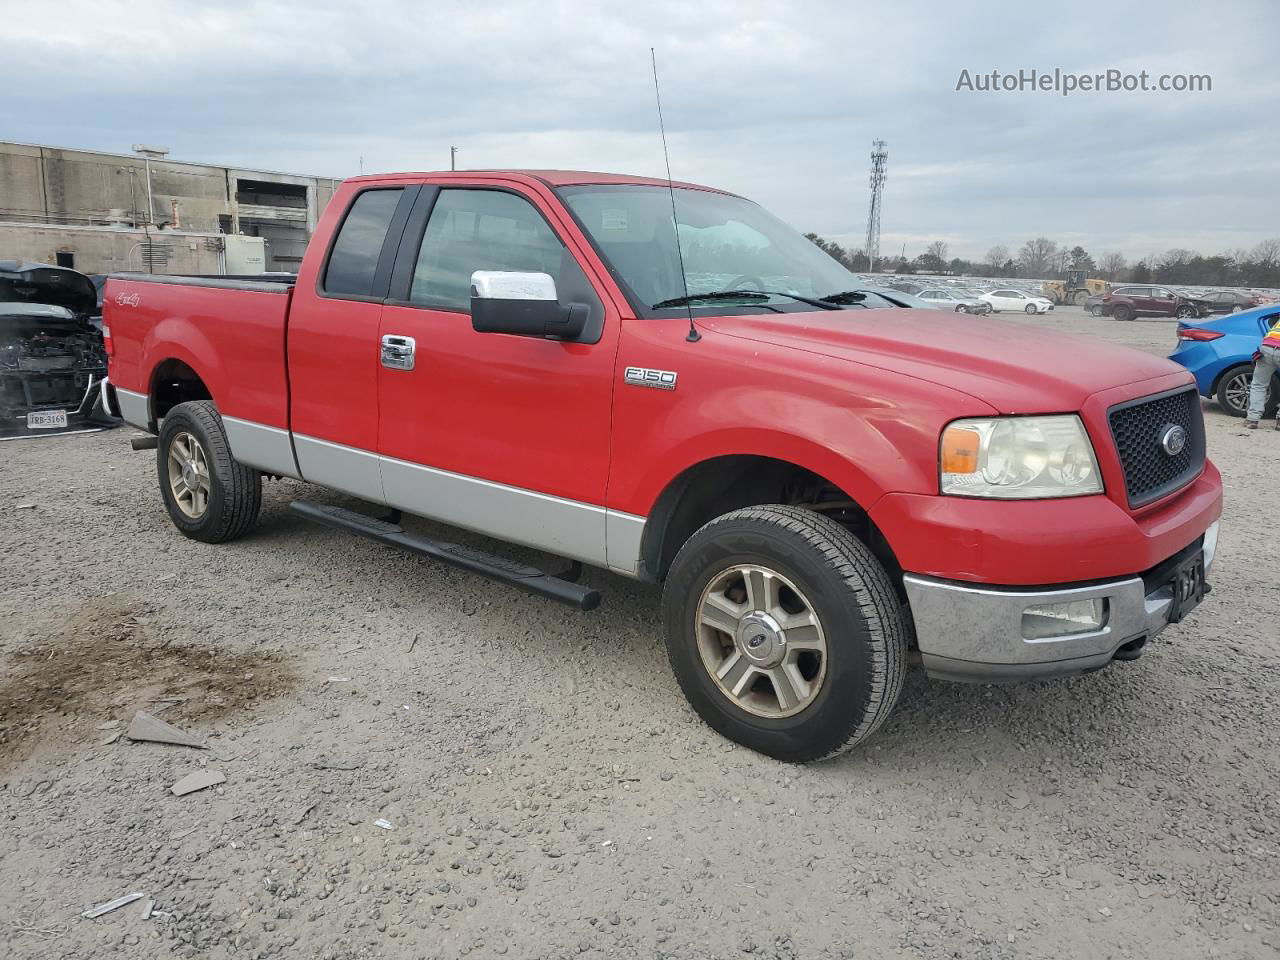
[1,307,1277,960]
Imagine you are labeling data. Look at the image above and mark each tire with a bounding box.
[1111,304,1134,322]
[956,305,969,313]
[661,505,907,763]
[1072,290,1090,305]
[1090,306,1104,317]
[1025,304,1037,314]
[157,400,262,543]
[1231,305,1244,313]
[1175,304,1196,320]
[1214,364,1278,418]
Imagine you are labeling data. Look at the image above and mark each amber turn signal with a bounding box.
[941,426,980,474]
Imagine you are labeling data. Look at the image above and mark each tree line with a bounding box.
[802,233,1280,289]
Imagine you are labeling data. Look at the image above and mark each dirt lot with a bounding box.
[1,308,1277,960]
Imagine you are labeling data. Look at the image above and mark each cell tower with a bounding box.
[865,140,888,273]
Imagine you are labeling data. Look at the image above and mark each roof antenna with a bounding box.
[651,47,700,343]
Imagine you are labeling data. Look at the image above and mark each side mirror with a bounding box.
[470,271,589,341]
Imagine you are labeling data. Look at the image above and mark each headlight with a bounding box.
[940,415,1102,498]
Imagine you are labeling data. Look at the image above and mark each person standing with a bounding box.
[1246,314,1280,429]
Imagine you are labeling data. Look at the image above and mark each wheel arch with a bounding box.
[638,453,904,589]
[149,358,214,426]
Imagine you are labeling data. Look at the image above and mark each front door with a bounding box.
[375,182,619,566]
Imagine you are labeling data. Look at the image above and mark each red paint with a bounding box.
[106,170,1222,586]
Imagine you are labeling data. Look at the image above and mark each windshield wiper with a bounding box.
[653,289,841,311]
[818,291,872,306]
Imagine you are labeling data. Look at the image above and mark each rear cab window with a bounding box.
[323,188,406,298]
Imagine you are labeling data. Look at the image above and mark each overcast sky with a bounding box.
[5,0,1278,262]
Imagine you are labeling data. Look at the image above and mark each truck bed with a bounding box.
[104,272,295,434]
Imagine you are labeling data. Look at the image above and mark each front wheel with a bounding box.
[662,505,907,762]
[157,400,262,542]
[1025,303,1038,314]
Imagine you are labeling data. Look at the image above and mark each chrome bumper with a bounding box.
[904,521,1218,682]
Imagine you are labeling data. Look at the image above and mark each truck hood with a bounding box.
[698,309,1187,413]
[0,260,97,318]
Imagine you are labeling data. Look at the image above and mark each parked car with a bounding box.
[980,288,1055,314]
[1169,304,1280,417]
[104,169,1221,762]
[1,260,119,439]
[1196,290,1265,314]
[862,287,943,309]
[1101,285,1210,322]
[1084,292,1108,317]
[916,288,993,314]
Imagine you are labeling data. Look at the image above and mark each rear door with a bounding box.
[288,184,417,501]
[374,181,619,566]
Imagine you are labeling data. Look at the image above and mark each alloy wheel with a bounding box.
[167,431,211,519]
[695,564,828,718]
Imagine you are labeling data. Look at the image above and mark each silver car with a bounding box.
[916,287,993,315]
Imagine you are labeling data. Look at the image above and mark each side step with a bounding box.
[289,501,601,612]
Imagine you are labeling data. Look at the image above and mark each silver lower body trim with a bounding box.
[115,387,150,431]
[380,454,609,568]
[223,416,300,479]
[293,434,385,504]
[291,432,647,575]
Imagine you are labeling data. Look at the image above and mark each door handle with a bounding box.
[381,334,416,371]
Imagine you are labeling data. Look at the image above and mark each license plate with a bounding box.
[27,410,68,429]
[1168,551,1205,623]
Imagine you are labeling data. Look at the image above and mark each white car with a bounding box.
[981,288,1055,314]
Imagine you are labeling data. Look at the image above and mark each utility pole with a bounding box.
[450,146,459,171]
[865,140,888,274]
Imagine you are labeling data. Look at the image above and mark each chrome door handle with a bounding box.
[380,334,416,371]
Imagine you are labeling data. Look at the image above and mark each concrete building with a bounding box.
[0,140,341,274]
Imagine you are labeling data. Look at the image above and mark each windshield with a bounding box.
[557,185,863,316]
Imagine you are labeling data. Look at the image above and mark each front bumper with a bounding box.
[904,520,1219,682]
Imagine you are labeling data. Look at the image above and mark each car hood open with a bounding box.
[0,261,97,318]
[698,308,1187,413]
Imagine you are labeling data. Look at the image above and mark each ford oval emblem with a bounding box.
[1160,424,1187,457]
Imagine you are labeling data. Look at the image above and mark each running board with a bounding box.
[288,501,601,611]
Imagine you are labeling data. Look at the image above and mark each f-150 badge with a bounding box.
[624,367,677,391]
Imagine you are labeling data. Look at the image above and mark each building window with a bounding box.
[55,251,75,269]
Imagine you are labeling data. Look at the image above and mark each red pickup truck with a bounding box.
[103,170,1222,761]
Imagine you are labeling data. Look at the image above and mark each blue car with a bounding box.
[1169,304,1280,417]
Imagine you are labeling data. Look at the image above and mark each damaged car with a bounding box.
[1,260,119,439]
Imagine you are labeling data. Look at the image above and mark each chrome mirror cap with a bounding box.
[470,271,557,301]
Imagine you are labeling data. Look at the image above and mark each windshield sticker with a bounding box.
[601,209,629,231]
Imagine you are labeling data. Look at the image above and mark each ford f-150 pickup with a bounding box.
[103,170,1222,762]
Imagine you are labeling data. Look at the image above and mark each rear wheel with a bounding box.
[1072,290,1090,305]
[1111,304,1134,321]
[662,505,907,762]
[1215,364,1277,418]
[1090,306,1104,317]
[157,400,262,542]
[956,305,969,313]
[1175,304,1197,320]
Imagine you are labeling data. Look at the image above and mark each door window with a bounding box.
[323,188,404,297]
[410,189,566,311]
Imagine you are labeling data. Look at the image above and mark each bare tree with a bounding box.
[1017,237,1058,278]
[1098,252,1126,280]
[984,245,1009,275]
[1252,238,1280,271]
[925,240,949,263]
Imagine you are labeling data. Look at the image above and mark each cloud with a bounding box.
[4,0,1278,260]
